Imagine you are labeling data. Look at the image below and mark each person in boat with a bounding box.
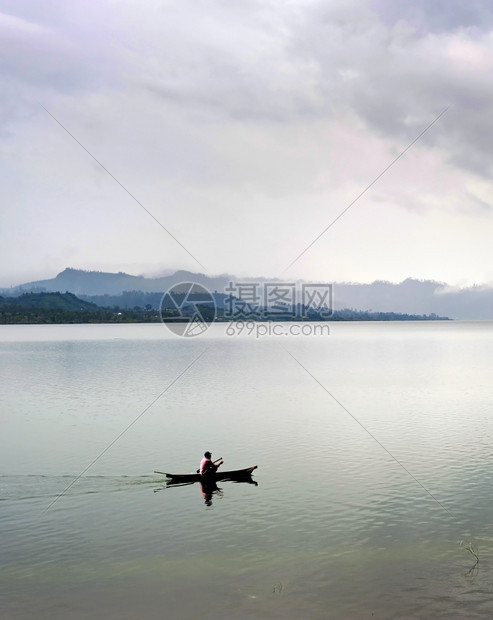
[199,451,223,476]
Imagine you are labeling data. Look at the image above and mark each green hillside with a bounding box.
[0,292,99,311]
[0,292,160,324]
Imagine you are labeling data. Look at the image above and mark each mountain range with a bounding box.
[2,268,493,320]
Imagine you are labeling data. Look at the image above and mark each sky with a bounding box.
[1,0,493,288]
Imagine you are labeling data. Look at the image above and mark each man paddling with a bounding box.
[199,451,223,476]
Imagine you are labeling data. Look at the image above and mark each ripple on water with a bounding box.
[2,323,493,618]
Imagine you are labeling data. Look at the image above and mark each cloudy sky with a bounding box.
[1,0,493,287]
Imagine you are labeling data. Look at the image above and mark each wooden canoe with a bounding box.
[154,465,257,482]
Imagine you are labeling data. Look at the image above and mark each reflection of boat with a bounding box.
[154,465,257,483]
[153,467,258,504]
[200,479,221,505]
[165,475,258,489]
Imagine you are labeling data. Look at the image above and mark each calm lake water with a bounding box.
[1,321,493,619]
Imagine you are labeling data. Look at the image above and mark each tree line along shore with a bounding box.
[0,292,449,324]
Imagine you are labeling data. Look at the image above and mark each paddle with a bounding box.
[155,457,224,477]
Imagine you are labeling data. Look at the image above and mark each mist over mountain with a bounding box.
[2,268,493,320]
[5,268,227,296]
[334,280,493,320]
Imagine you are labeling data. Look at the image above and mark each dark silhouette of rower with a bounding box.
[199,451,223,476]
[198,451,223,506]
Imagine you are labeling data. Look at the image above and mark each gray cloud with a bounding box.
[274,1,493,180]
[2,0,493,285]
[370,0,493,34]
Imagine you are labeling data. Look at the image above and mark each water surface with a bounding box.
[1,322,493,618]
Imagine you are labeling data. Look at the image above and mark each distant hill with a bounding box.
[3,267,230,296]
[334,279,493,320]
[0,292,161,324]
[2,267,493,319]
[0,292,99,311]
[77,290,230,311]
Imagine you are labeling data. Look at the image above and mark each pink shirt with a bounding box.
[199,457,210,475]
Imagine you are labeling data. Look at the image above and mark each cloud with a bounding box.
[282,2,493,179]
[2,0,493,286]
[370,0,493,34]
